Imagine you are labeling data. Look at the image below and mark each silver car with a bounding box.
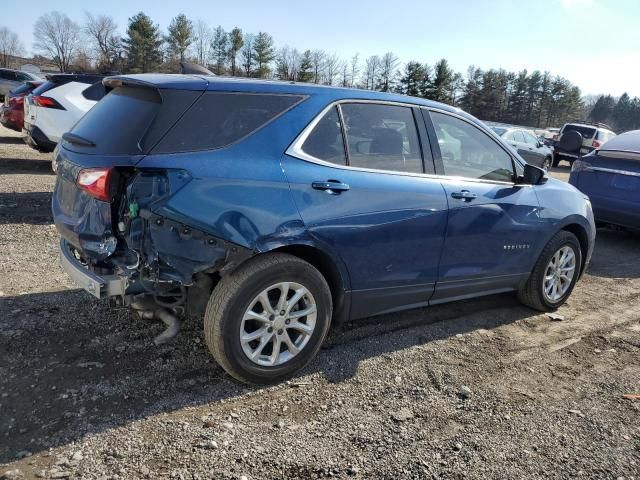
[0,68,41,99]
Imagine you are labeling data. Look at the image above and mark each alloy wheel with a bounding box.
[543,245,577,302]
[240,282,317,366]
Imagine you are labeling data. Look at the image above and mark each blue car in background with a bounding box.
[570,130,640,231]
[52,74,595,383]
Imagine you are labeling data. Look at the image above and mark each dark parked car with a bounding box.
[490,126,553,169]
[0,80,43,131]
[569,130,640,230]
[53,75,595,384]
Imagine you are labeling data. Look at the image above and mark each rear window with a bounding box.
[562,124,596,139]
[32,80,63,96]
[596,130,616,141]
[65,86,200,155]
[490,126,507,136]
[152,92,305,153]
[9,83,38,95]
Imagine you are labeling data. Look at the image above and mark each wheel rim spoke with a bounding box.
[240,281,317,367]
[543,245,577,302]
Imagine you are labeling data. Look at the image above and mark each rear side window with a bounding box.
[340,103,423,174]
[562,124,596,139]
[0,70,16,81]
[153,92,304,153]
[301,106,346,165]
[82,82,107,101]
[596,130,615,141]
[66,87,199,155]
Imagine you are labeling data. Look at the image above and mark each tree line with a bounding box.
[1,11,639,131]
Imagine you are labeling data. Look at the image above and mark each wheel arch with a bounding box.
[268,243,351,325]
[560,222,589,275]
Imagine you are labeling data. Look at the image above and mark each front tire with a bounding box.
[204,253,332,384]
[518,231,582,311]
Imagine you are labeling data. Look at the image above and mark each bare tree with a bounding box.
[364,55,381,90]
[310,49,325,84]
[241,33,255,77]
[193,20,212,66]
[84,12,118,69]
[276,46,301,81]
[34,11,81,72]
[378,52,399,92]
[323,53,342,86]
[0,27,24,68]
[350,53,360,88]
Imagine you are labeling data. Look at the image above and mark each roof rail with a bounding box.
[569,119,613,130]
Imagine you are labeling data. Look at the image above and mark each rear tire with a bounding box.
[204,253,332,384]
[518,231,582,311]
[551,153,560,168]
[543,156,552,169]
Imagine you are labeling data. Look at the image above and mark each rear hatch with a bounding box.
[577,152,640,203]
[52,77,206,261]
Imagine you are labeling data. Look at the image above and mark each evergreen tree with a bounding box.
[589,95,616,124]
[253,32,275,78]
[613,93,633,131]
[424,58,455,103]
[211,26,228,74]
[123,12,163,73]
[166,14,193,62]
[228,27,243,76]
[297,50,313,83]
[399,61,426,97]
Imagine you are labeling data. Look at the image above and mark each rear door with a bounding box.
[425,109,542,302]
[283,101,449,319]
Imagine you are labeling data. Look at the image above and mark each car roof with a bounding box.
[104,73,465,116]
[598,129,640,154]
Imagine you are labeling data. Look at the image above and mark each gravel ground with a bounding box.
[0,124,639,480]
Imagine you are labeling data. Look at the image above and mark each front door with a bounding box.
[426,110,542,302]
[283,102,448,319]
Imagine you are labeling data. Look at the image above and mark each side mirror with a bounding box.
[518,163,547,185]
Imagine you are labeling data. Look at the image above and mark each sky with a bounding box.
[4,0,640,97]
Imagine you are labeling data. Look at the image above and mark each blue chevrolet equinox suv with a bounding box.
[53,74,596,383]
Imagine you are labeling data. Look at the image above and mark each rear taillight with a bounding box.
[8,96,23,105]
[571,160,592,173]
[592,140,601,148]
[76,168,112,202]
[31,95,65,110]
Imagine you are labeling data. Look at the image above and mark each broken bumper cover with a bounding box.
[59,239,128,299]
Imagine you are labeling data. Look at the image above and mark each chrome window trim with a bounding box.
[598,150,640,161]
[285,99,524,188]
[585,165,640,178]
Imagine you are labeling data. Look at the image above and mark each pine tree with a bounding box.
[613,93,633,132]
[424,58,455,103]
[211,26,228,75]
[123,12,163,73]
[399,61,426,97]
[253,32,275,78]
[298,50,313,83]
[166,14,193,62]
[589,95,616,124]
[228,27,243,76]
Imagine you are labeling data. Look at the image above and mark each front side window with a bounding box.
[430,111,514,183]
[301,106,346,165]
[340,103,423,174]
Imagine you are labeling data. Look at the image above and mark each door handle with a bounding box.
[312,180,350,194]
[451,190,477,201]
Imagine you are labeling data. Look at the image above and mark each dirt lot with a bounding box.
[0,124,639,480]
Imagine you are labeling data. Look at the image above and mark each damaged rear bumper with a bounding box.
[60,239,128,299]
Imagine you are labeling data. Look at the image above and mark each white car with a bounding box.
[23,74,106,153]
